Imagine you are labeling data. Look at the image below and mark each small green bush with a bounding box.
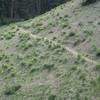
[95,63,100,71]
[19,32,30,41]
[24,42,33,50]
[3,32,15,40]
[83,30,93,36]
[62,23,68,28]
[43,63,55,71]
[0,52,5,61]
[75,55,85,64]
[96,48,100,56]
[18,40,33,50]
[48,21,55,27]
[48,43,61,50]
[30,68,39,73]
[48,95,56,100]
[92,45,100,56]
[1,63,15,76]
[68,32,76,37]
[4,85,21,95]
[97,21,100,25]
[82,0,97,5]
[91,75,100,90]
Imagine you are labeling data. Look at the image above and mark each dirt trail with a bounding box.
[18,28,98,65]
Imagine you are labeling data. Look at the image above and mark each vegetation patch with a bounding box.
[3,32,15,40]
[48,95,57,100]
[19,32,30,42]
[4,85,21,95]
[0,0,99,99]
[95,63,100,71]
[43,63,55,71]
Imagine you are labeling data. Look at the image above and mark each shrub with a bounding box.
[97,21,100,25]
[48,43,61,50]
[95,63,100,71]
[96,48,100,56]
[62,23,68,28]
[23,41,33,50]
[0,52,5,61]
[30,68,39,73]
[82,0,97,5]
[70,66,77,71]
[91,75,100,90]
[79,73,86,81]
[75,55,85,64]
[92,45,100,56]
[96,75,100,89]
[4,85,21,95]
[83,30,93,36]
[43,63,55,71]
[19,32,30,41]
[68,32,76,37]
[48,95,56,100]
[48,21,55,27]
[1,63,15,76]
[3,32,15,40]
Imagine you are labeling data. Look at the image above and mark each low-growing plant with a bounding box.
[19,32,30,41]
[3,32,15,40]
[1,63,15,75]
[62,23,69,28]
[35,22,43,27]
[83,30,93,37]
[96,48,100,56]
[73,38,86,47]
[95,63,100,71]
[82,0,97,6]
[79,73,86,81]
[96,75,100,89]
[58,54,68,64]
[4,85,21,95]
[70,66,77,71]
[68,32,76,37]
[43,63,55,71]
[75,54,85,64]
[91,75,100,90]
[0,52,5,61]
[18,40,33,50]
[30,67,39,73]
[97,21,100,25]
[52,37,57,40]
[20,59,35,68]
[48,95,57,100]
[48,21,56,27]
[48,43,61,50]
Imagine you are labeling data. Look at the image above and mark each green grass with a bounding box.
[0,0,100,99]
[0,30,98,99]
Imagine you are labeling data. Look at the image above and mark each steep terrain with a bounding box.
[18,0,100,62]
[0,0,100,100]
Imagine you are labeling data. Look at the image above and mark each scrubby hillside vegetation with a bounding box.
[0,0,100,100]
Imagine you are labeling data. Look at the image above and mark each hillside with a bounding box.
[0,0,100,100]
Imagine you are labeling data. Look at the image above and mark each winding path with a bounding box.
[18,28,98,65]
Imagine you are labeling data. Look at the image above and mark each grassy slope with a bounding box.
[0,0,100,100]
[18,0,100,61]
